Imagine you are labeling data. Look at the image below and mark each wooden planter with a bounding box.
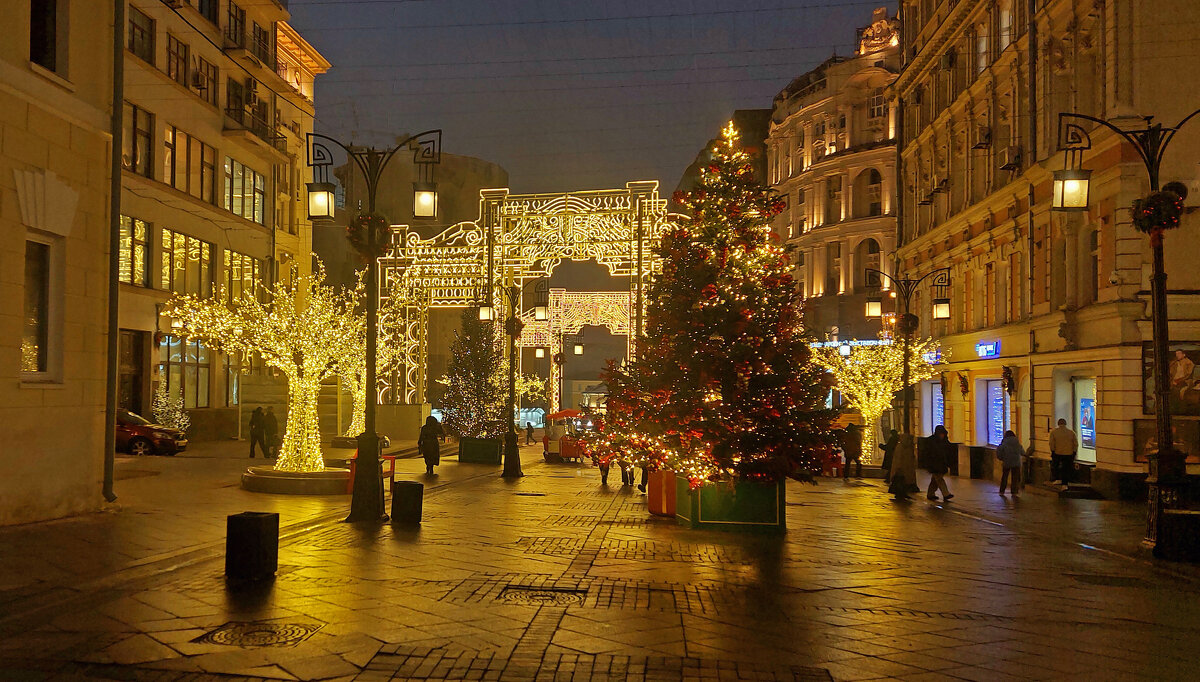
[647,469,677,516]
[675,474,786,532]
[457,437,502,465]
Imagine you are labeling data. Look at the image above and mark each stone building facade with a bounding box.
[768,8,902,344]
[118,1,327,440]
[894,0,1200,497]
[0,0,114,524]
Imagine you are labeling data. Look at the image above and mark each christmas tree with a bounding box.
[592,122,836,486]
[439,306,505,439]
[151,373,191,435]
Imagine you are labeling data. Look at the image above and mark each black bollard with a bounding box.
[225,511,278,581]
[391,481,424,525]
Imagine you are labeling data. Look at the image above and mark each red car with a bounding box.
[116,409,188,456]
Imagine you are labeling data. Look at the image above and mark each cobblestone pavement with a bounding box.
[1,447,1198,681]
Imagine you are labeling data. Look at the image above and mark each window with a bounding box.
[29,0,61,72]
[795,189,806,235]
[859,239,881,290]
[119,215,149,286]
[223,157,266,224]
[983,379,1007,446]
[251,22,273,66]
[825,175,842,225]
[198,0,219,24]
[166,34,189,86]
[164,126,217,203]
[22,240,51,373]
[159,336,210,409]
[825,242,841,295]
[122,102,154,178]
[226,76,244,113]
[160,228,214,297]
[217,355,248,407]
[196,57,218,106]
[128,6,154,65]
[999,2,1014,51]
[868,87,887,120]
[226,2,246,47]
[975,26,989,75]
[223,249,262,302]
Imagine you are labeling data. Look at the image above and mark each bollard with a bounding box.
[226,511,279,581]
[391,481,424,525]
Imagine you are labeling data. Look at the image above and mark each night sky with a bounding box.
[288,0,883,195]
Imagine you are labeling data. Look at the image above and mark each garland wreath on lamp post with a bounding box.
[347,213,391,260]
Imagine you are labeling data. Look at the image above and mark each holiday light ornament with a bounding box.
[165,264,358,472]
[813,333,945,460]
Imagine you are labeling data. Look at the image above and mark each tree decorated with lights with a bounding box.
[439,306,505,438]
[812,335,944,460]
[150,373,191,435]
[593,122,837,486]
[165,264,358,472]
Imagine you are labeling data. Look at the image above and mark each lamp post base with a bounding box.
[501,428,523,478]
[345,431,389,523]
[1146,445,1191,559]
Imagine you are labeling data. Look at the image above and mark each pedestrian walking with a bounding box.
[841,423,863,479]
[1048,418,1078,487]
[525,422,535,446]
[418,415,445,475]
[879,429,899,483]
[264,406,279,459]
[248,407,267,458]
[926,424,954,502]
[996,429,1023,496]
[887,434,918,501]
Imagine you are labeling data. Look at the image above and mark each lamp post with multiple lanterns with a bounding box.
[306,130,441,523]
[1052,111,1200,556]
[864,267,951,435]
[478,280,550,478]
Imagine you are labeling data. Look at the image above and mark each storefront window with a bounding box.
[1076,377,1097,464]
[159,335,210,409]
[985,379,1006,446]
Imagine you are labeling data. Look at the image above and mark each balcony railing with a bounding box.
[225,107,287,153]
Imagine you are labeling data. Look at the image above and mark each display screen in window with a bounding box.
[987,380,1005,446]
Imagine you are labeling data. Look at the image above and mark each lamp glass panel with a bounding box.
[865,299,882,318]
[573,343,584,355]
[306,184,335,220]
[534,347,546,358]
[478,306,494,321]
[413,189,438,218]
[534,305,548,321]
[932,299,951,320]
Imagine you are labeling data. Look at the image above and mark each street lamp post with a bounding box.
[864,267,951,434]
[306,130,442,524]
[1053,111,1200,555]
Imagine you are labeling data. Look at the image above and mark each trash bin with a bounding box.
[391,481,423,525]
[226,511,278,581]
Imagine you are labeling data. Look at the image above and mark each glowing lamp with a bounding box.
[534,305,548,321]
[573,342,584,355]
[1051,169,1091,211]
[865,297,882,319]
[306,182,336,220]
[838,343,852,357]
[932,297,951,320]
[534,347,546,359]
[413,182,438,218]
[478,305,494,321]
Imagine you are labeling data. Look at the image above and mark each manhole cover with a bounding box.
[194,620,323,647]
[498,586,587,606]
[1071,574,1146,588]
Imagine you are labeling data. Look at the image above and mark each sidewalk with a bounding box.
[1,447,1198,681]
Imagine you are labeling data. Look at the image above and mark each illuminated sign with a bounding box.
[922,350,942,364]
[975,340,1001,358]
[810,339,893,349]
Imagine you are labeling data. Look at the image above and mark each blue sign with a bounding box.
[922,350,942,364]
[976,340,1001,358]
[930,385,944,429]
[1080,398,1096,449]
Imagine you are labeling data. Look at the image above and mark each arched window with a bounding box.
[856,238,882,291]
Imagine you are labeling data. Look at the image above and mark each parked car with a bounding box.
[116,409,188,456]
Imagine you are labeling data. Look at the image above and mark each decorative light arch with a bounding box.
[378,181,680,405]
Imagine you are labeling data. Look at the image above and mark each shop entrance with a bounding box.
[118,330,146,414]
[1074,377,1097,464]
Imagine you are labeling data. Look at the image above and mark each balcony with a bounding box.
[224,107,287,155]
[223,27,276,72]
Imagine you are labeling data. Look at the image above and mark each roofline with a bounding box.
[279,21,332,73]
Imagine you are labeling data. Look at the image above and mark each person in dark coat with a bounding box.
[264,406,279,459]
[525,422,535,446]
[926,424,954,501]
[248,407,266,458]
[879,429,899,483]
[996,430,1024,496]
[418,415,445,475]
[841,423,863,479]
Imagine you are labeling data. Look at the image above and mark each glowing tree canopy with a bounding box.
[812,334,944,461]
[331,275,407,438]
[590,122,837,486]
[166,264,358,472]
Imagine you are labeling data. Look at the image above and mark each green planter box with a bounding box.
[675,474,785,532]
[458,437,502,465]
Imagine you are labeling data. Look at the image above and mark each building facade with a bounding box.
[118,0,327,440]
[1,0,114,524]
[894,0,1200,497]
[768,8,902,344]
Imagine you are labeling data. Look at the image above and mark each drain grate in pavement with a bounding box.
[1071,573,1147,588]
[194,619,323,647]
[514,492,547,497]
[498,585,588,606]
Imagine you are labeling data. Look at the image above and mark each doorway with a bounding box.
[118,330,146,414]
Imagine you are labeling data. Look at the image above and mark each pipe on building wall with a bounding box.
[103,0,126,503]
[1025,0,1039,457]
